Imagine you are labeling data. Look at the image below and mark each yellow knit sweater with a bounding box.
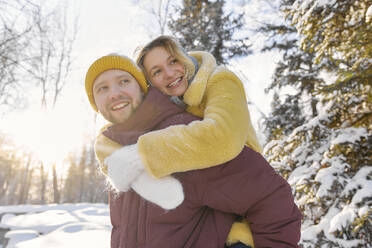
[95,51,262,247]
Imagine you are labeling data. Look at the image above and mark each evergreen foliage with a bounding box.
[258,1,327,139]
[288,0,372,90]
[265,92,305,140]
[261,0,372,246]
[168,0,251,64]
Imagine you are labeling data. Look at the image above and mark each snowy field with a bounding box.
[0,204,111,248]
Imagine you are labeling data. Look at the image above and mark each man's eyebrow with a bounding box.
[117,74,130,79]
[93,81,105,91]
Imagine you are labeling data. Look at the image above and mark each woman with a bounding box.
[102,36,262,177]
[96,36,263,247]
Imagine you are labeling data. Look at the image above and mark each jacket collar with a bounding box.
[183,51,216,106]
[103,87,184,146]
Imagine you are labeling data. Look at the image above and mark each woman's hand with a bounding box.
[105,144,145,192]
[132,173,184,210]
[105,143,185,209]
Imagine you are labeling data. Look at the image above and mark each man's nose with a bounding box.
[109,84,124,100]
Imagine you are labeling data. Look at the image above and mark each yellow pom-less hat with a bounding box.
[85,54,148,112]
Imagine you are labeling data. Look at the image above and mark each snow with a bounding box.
[329,205,356,233]
[265,95,371,247]
[302,206,365,248]
[367,5,372,22]
[345,167,372,205]
[331,127,368,146]
[288,164,314,186]
[0,203,111,248]
[314,159,347,198]
[5,230,39,248]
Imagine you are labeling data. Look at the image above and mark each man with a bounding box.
[85,54,302,248]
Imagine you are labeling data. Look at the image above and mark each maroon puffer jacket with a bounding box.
[104,87,302,248]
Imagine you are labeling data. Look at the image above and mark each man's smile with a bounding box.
[111,101,129,111]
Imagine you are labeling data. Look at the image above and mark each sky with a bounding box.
[0,0,280,167]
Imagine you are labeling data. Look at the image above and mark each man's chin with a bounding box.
[101,111,129,124]
[111,115,130,124]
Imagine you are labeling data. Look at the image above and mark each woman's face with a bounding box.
[143,46,188,96]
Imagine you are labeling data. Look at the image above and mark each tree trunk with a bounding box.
[23,168,34,204]
[52,164,60,203]
[18,155,32,204]
[40,163,46,204]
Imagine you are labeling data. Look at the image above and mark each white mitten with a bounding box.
[132,172,184,210]
[105,144,145,192]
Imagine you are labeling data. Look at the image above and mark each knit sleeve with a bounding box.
[138,74,260,178]
[94,132,123,175]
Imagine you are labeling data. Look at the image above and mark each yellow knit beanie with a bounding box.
[85,54,148,112]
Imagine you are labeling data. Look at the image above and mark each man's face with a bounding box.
[93,69,143,123]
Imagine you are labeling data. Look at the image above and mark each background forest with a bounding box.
[0,0,371,247]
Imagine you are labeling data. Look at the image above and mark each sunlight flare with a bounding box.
[2,105,90,169]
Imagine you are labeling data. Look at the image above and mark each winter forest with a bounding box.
[0,0,371,247]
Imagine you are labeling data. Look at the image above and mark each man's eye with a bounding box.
[97,86,107,93]
[121,79,130,84]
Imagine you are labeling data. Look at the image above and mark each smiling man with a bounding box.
[85,54,184,210]
[85,56,147,124]
[93,69,143,124]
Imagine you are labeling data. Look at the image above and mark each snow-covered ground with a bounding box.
[0,203,111,248]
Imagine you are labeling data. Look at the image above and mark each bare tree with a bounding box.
[0,0,78,113]
[0,0,33,113]
[39,163,47,204]
[21,1,78,109]
[17,1,79,203]
[131,0,173,36]
[151,0,172,35]
[52,164,60,203]
[17,154,33,204]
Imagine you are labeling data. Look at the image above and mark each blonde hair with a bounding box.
[135,36,196,84]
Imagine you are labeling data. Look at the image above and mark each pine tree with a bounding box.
[264,92,305,140]
[62,144,108,204]
[261,0,372,246]
[63,156,79,203]
[258,0,329,140]
[289,0,372,89]
[168,0,251,64]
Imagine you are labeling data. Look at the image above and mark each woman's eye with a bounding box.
[170,59,178,64]
[153,70,161,77]
[121,79,129,84]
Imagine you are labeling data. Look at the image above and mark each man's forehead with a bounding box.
[93,69,137,87]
